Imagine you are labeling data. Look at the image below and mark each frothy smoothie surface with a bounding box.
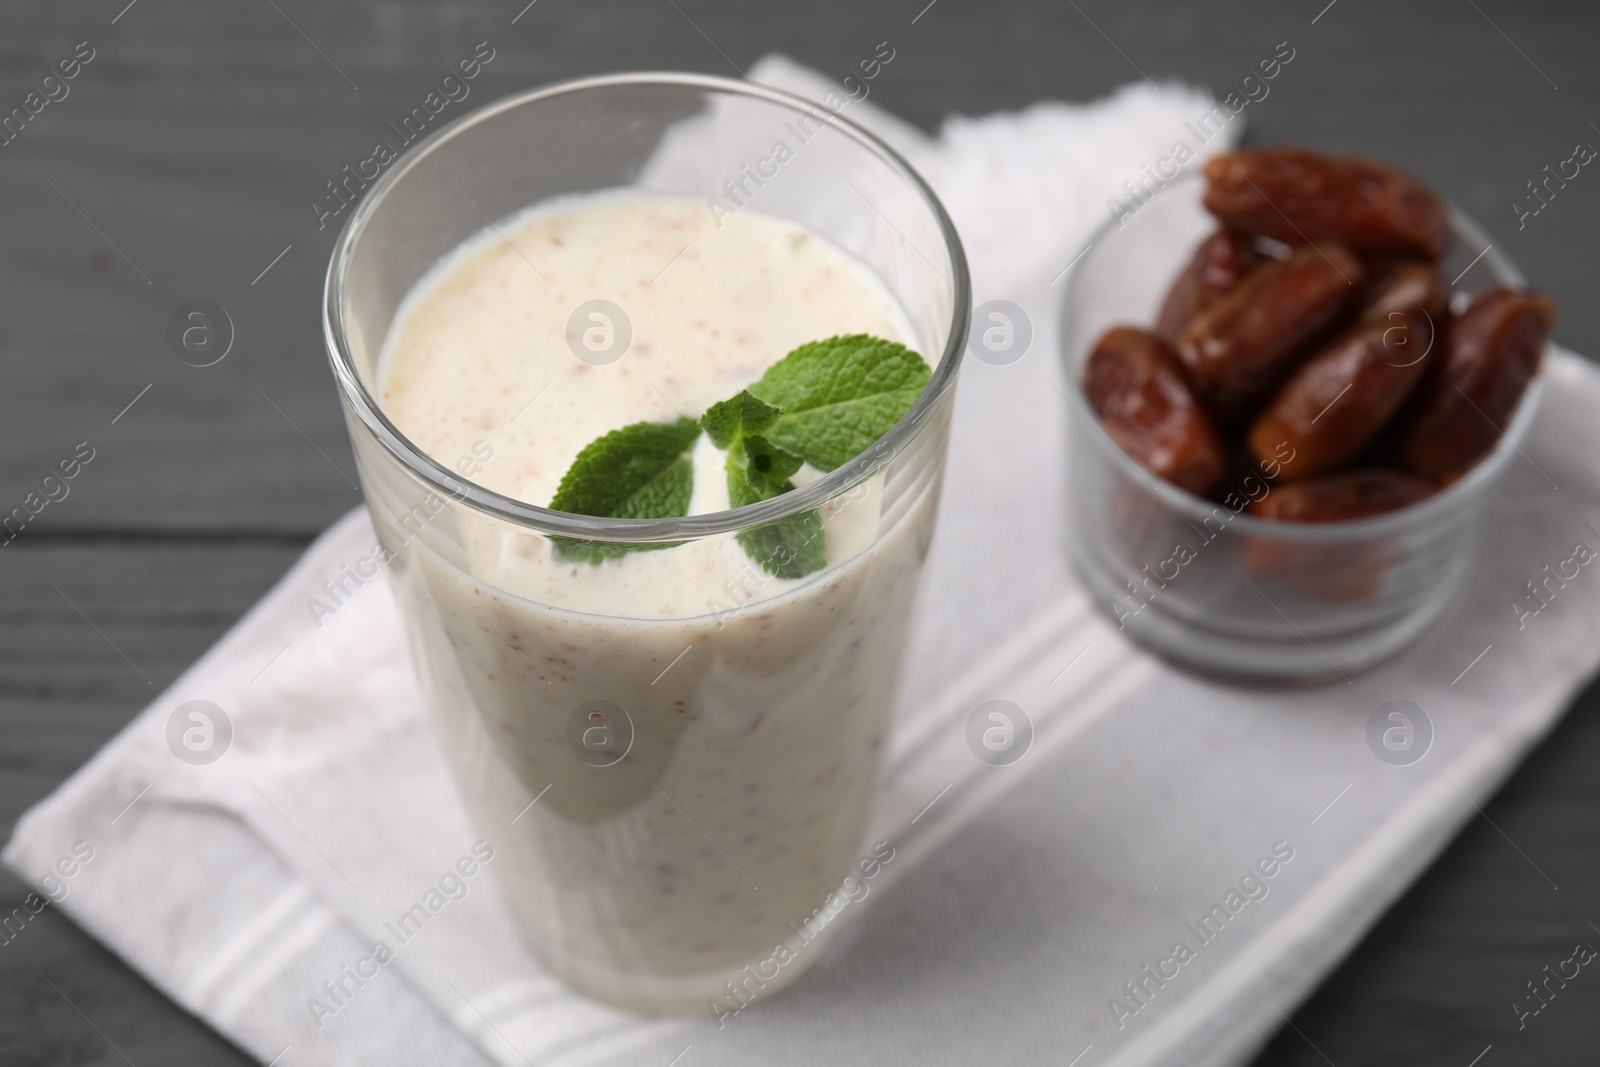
[379,192,921,518]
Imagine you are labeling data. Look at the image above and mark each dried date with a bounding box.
[1249,307,1435,480]
[1394,288,1553,482]
[1176,242,1363,421]
[1155,228,1263,343]
[1084,326,1226,496]
[1203,147,1452,260]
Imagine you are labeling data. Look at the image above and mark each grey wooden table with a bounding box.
[1,1,1596,1064]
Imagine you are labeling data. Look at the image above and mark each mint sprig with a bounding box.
[547,335,929,578]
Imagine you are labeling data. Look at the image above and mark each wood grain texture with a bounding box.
[0,0,1596,1064]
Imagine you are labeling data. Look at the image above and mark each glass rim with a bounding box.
[323,71,971,544]
[1057,169,1545,544]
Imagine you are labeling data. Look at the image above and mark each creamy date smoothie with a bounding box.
[369,191,945,1011]
[326,75,967,1016]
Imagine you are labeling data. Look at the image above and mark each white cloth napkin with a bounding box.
[10,56,1600,1067]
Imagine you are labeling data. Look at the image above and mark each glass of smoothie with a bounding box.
[323,74,969,1014]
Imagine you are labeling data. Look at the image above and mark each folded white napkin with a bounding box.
[10,56,1600,1067]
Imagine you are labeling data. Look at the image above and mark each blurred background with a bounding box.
[1,1,1597,1063]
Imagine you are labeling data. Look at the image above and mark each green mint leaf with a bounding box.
[726,443,826,580]
[699,390,782,450]
[550,418,702,517]
[548,418,701,562]
[748,334,931,471]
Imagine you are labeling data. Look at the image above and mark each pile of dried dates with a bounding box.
[1084,146,1555,523]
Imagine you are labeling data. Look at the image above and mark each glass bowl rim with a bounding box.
[1056,169,1543,544]
[323,71,971,544]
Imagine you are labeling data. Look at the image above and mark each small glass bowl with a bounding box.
[1057,173,1542,682]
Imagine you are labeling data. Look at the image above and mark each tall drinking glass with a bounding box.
[323,74,969,1014]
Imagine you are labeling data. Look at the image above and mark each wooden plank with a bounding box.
[0,540,306,834]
